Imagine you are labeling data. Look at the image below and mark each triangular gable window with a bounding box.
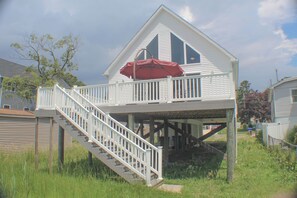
[186,44,200,64]
[138,35,158,60]
[171,33,200,65]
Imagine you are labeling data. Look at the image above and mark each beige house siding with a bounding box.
[0,116,72,152]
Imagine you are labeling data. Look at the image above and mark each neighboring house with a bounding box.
[0,58,35,110]
[269,76,297,133]
[0,108,72,152]
[0,58,70,111]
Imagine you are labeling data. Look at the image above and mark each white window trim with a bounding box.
[290,88,297,103]
[170,32,201,65]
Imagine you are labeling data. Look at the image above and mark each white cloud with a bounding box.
[274,28,287,40]
[179,6,195,23]
[275,38,297,55]
[258,0,297,25]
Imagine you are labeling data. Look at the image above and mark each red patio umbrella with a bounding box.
[120,58,184,80]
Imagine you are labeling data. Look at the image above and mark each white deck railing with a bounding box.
[36,84,162,186]
[74,73,233,106]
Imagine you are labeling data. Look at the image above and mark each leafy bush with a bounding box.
[242,123,247,130]
[256,130,263,143]
[286,125,297,144]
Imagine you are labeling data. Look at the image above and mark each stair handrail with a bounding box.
[71,88,162,178]
[53,85,162,184]
[54,85,149,177]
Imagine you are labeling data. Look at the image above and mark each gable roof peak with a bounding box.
[103,5,238,77]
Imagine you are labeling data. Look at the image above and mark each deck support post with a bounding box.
[164,119,169,166]
[128,114,135,132]
[48,117,54,174]
[149,117,154,144]
[35,117,39,170]
[174,122,179,151]
[187,124,192,148]
[140,120,144,137]
[181,123,186,151]
[226,109,236,182]
[198,122,203,138]
[88,151,93,166]
[58,126,65,172]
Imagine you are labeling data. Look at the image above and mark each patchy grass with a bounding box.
[0,135,296,197]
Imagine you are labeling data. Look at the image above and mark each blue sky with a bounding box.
[0,0,296,91]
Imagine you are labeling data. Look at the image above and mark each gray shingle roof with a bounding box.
[0,58,28,77]
[0,58,71,88]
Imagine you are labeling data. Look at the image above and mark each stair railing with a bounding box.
[52,84,162,185]
[70,87,163,181]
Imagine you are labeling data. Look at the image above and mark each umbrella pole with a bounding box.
[133,48,153,80]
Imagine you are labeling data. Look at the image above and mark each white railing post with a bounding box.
[158,146,163,180]
[115,82,119,105]
[145,149,152,186]
[53,84,58,108]
[167,76,172,103]
[228,72,233,99]
[88,110,93,142]
[36,86,41,110]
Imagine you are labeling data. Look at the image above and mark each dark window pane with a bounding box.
[147,35,158,59]
[171,33,184,64]
[292,89,297,102]
[186,44,200,64]
[137,51,144,60]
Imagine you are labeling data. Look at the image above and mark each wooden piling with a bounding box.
[58,126,65,172]
[48,117,53,174]
[226,109,235,182]
[35,117,39,170]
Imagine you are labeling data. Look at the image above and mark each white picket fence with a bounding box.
[36,84,162,186]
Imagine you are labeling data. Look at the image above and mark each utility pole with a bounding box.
[275,69,279,82]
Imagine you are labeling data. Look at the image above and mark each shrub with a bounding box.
[256,130,263,143]
[286,125,297,144]
[242,123,247,130]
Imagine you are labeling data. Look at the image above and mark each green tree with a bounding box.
[237,80,252,105]
[238,89,271,124]
[11,33,79,83]
[3,33,82,101]
[60,72,85,87]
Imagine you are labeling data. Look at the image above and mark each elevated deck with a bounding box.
[70,73,236,122]
[36,73,237,184]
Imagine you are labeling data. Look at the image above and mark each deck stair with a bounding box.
[37,84,163,187]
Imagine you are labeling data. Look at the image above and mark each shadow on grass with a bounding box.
[39,156,123,182]
[0,186,7,198]
[165,142,226,179]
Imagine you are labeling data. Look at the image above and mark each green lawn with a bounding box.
[0,134,296,198]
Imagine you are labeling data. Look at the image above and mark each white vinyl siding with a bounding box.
[273,80,297,120]
[108,11,233,85]
[0,117,72,152]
